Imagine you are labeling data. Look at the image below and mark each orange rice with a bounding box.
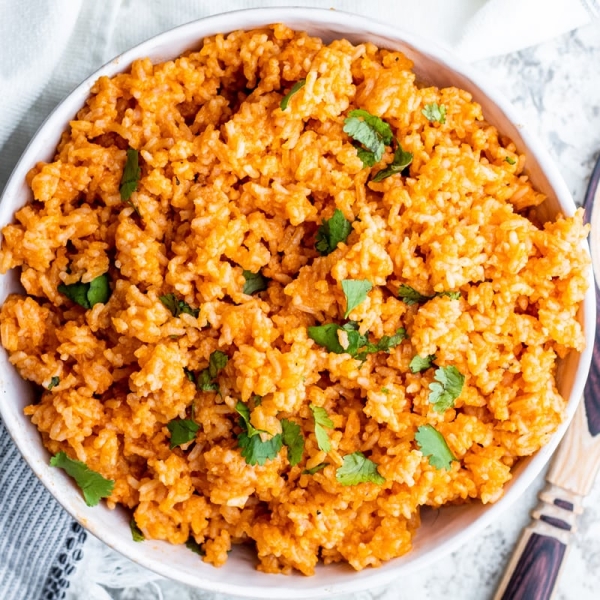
[0,24,590,575]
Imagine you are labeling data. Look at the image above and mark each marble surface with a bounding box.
[71,17,600,600]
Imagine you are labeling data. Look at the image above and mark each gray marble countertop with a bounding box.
[84,17,600,600]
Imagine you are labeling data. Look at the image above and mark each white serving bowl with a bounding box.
[0,7,595,599]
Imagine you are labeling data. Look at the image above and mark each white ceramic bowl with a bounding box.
[0,8,595,598]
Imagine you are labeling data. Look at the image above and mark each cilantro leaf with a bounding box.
[130,518,144,542]
[183,367,195,383]
[167,418,199,448]
[422,103,447,124]
[415,424,456,470]
[371,143,413,182]
[185,537,204,555]
[315,209,352,256]
[410,354,436,373]
[398,285,460,306]
[397,284,432,306]
[343,109,393,166]
[310,404,333,453]
[281,419,304,466]
[438,291,461,300]
[428,366,465,413]
[50,451,114,507]
[197,350,228,392]
[238,431,283,466]
[235,401,282,465]
[242,270,268,295]
[335,452,385,486]
[159,293,199,318]
[356,147,378,167]
[280,79,306,110]
[58,273,111,309]
[505,156,516,165]
[341,279,373,318]
[302,462,329,475]
[373,328,407,352]
[208,350,228,378]
[307,323,345,354]
[47,376,60,391]
[120,147,141,201]
[87,274,111,306]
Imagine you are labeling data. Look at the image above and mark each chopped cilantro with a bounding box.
[235,401,282,466]
[183,367,195,383]
[302,462,329,475]
[422,103,447,124]
[120,147,141,213]
[505,156,517,165]
[415,424,456,470]
[343,109,393,166]
[428,366,465,413]
[398,285,460,306]
[130,518,144,542]
[310,404,333,453]
[280,79,306,110]
[315,209,352,256]
[252,395,262,407]
[409,354,436,373]
[159,293,199,318]
[341,279,373,318]
[242,270,268,295]
[335,452,385,486]
[167,418,199,449]
[50,451,114,507]
[371,143,413,182]
[197,350,228,392]
[281,419,304,466]
[185,537,204,555]
[381,387,390,394]
[47,376,60,391]
[397,284,432,306]
[308,322,405,361]
[58,273,111,309]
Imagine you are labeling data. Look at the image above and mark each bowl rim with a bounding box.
[0,6,595,598]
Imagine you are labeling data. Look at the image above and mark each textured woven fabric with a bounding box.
[0,419,87,600]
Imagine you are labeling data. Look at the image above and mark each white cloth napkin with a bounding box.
[0,1,598,599]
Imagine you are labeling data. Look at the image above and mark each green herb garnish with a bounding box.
[185,537,204,555]
[47,376,60,391]
[280,79,306,110]
[58,273,111,309]
[310,404,333,453]
[415,424,456,470]
[235,402,282,466]
[341,279,372,318]
[343,109,393,166]
[167,418,199,449]
[335,452,385,486]
[120,147,141,213]
[197,350,228,392]
[505,156,516,165]
[242,270,268,295]
[371,143,413,182]
[281,419,304,466]
[422,103,447,124]
[130,518,144,542]
[159,293,199,318]
[50,451,114,507]
[315,209,352,256]
[409,354,436,373]
[302,462,329,475]
[428,366,465,413]
[398,284,460,306]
